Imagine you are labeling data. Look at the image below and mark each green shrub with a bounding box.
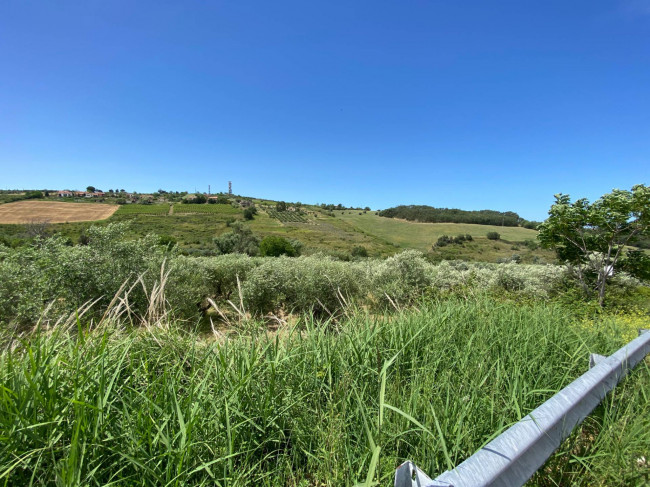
[351,245,368,258]
[259,236,297,257]
[487,231,500,240]
[213,223,259,256]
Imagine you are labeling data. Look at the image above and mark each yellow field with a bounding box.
[0,201,118,224]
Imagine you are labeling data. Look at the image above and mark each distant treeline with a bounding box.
[379,205,540,228]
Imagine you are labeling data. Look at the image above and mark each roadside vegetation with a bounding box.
[0,186,649,485]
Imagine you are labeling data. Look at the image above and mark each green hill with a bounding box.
[0,198,554,263]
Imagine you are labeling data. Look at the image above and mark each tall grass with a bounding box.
[2,298,646,486]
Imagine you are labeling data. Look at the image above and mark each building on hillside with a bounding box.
[57,190,73,197]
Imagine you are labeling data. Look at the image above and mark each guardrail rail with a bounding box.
[395,329,650,487]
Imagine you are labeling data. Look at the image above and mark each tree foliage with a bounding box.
[259,236,297,257]
[213,223,260,256]
[379,205,522,226]
[537,185,650,305]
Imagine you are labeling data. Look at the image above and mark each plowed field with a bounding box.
[0,201,118,224]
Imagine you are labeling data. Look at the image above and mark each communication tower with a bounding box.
[228,181,232,195]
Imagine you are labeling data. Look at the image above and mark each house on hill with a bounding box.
[57,190,73,197]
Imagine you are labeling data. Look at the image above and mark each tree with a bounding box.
[486,231,500,240]
[213,223,260,256]
[86,186,96,193]
[243,208,255,220]
[538,185,650,306]
[259,236,297,257]
[276,201,287,212]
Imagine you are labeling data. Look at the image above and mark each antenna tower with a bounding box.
[228,181,232,195]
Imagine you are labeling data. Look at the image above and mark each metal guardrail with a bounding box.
[395,329,650,487]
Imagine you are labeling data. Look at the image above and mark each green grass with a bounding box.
[116,204,171,215]
[267,210,309,223]
[175,203,241,214]
[1,298,648,486]
[337,211,538,250]
[0,199,554,260]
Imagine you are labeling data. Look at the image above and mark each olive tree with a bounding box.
[538,185,650,305]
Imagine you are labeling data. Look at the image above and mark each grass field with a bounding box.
[174,203,241,214]
[0,200,118,224]
[115,204,171,215]
[337,211,538,250]
[2,298,647,486]
[0,199,554,261]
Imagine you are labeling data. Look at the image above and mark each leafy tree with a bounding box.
[259,236,297,257]
[213,223,260,256]
[621,250,650,282]
[25,191,44,199]
[86,186,95,193]
[538,185,650,305]
[276,201,287,212]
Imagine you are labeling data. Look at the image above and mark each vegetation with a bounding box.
[267,209,308,223]
[259,235,299,257]
[116,204,171,215]
[213,222,260,256]
[486,231,500,240]
[1,298,648,486]
[538,185,650,306]
[379,205,524,226]
[0,195,648,486]
[434,234,473,247]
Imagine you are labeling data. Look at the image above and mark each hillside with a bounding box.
[0,196,554,262]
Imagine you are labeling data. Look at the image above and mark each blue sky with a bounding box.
[1,1,649,220]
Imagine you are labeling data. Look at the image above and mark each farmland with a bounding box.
[115,203,171,215]
[174,203,242,214]
[0,200,118,224]
[267,209,309,223]
[0,199,555,261]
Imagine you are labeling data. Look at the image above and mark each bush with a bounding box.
[351,245,368,258]
[242,255,365,315]
[487,231,500,240]
[259,236,297,257]
[213,223,259,256]
[243,208,255,220]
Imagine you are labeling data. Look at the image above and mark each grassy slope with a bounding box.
[0,200,554,261]
[337,211,537,248]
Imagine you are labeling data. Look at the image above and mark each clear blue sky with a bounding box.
[1,0,649,220]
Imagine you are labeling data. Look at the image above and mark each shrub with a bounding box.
[243,208,255,220]
[487,231,500,240]
[213,223,260,256]
[242,255,365,315]
[259,236,297,257]
[351,245,368,258]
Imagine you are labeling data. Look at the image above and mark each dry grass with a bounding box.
[0,200,118,224]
